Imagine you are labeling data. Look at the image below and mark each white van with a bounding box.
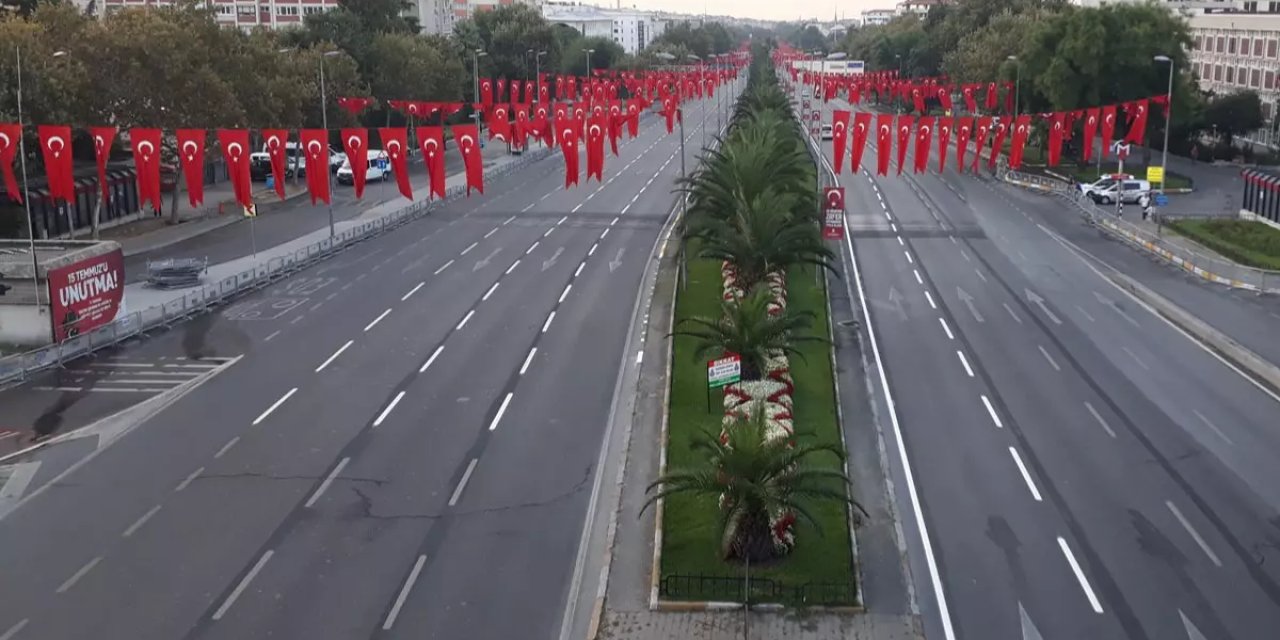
[1080,175,1151,205]
[336,149,390,186]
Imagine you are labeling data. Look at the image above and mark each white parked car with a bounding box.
[336,150,391,186]
[1079,175,1151,205]
[820,124,834,140]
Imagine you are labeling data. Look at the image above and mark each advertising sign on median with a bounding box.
[1146,165,1165,184]
[707,354,742,388]
[47,248,124,342]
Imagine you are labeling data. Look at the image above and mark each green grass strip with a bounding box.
[1167,218,1280,271]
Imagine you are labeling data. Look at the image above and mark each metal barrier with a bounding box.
[0,147,555,388]
[999,168,1280,294]
[658,573,857,606]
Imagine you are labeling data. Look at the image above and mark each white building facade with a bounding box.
[101,0,338,28]
[542,3,669,54]
[1187,9,1280,145]
[860,9,895,25]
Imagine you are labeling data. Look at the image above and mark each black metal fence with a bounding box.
[1241,168,1280,224]
[659,573,857,606]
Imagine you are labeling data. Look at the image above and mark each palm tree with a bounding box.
[642,408,858,563]
[688,188,835,292]
[673,287,824,380]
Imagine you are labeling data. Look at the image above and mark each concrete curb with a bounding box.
[650,599,864,614]
[1103,268,1280,394]
[120,187,312,258]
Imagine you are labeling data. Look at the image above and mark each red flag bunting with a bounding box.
[175,129,206,208]
[936,117,952,174]
[217,129,253,209]
[832,110,850,175]
[914,116,934,174]
[89,126,116,206]
[896,115,913,175]
[130,128,163,212]
[453,123,484,195]
[850,112,871,174]
[262,128,289,200]
[875,114,893,176]
[954,117,973,173]
[38,125,74,205]
[379,127,412,200]
[300,129,331,205]
[340,128,369,199]
[1009,115,1032,170]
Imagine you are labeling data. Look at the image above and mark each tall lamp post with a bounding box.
[1155,54,1175,196]
[533,49,546,103]
[13,45,43,305]
[894,53,903,113]
[1007,55,1020,121]
[585,48,594,81]
[687,53,705,148]
[318,49,342,239]
[472,48,487,131]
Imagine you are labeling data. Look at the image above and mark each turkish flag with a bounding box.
[497,78,508,103]
[1047,112,1066,167]
[937,86,953,113]
[1009,115,1032,170]
[954,117,973,173]
[895,115,913,175]
[262,128,289,199]
[824,186,844,211]
[626,99,640,138]
[88,126,116,206]
[1123,98,1149,145]
[38,125,74,205]
[341,128,369,198]
[662,97,678,134]
[1100,105,1117,158]
[972,117,992,172]
[480,78,494,109]
[378,127,412,200]
[875,114,893,176]
[299,129,331,205]
[586,113,606,182]
[175,129,206,208]
[936,117,952,173]
[0,123,22,203]
[510,80,522,105]
[514,105,530,150]
[218,129,253,209]
[336,96,375,117]
[567,76,577,101]
[418,125,446,199]
[556,76,565,100]
[557,117,579,188]
[130,128,163,212]
[984,82,998,111]
[911,87,925,115]
[453,123,484,195]
[962,85,977,113]
[832,110,850,174]
[988,120,1009,171]
[1082,108,1100,163]
[532,105,552,147]
[850,112,872,174]
[539,78,550,103]
[607,101,622,155]
[489,104,511,143]
[914,116,934,174]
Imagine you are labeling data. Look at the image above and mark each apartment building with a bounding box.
[406,0,455,34]
[101,0,337,28]
[541,3,669,54]
[1188,11,1280,121]
[860,9,895,25]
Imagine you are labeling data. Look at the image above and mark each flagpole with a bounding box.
[15,45,41,308]
[320,51,338,240]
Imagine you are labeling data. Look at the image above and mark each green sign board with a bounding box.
[707,355,742,388]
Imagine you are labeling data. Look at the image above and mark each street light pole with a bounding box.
[14,45,41,306]
[586,48,594,83]
[1008,55,1020,121]
[319,50,340,239]
[472,49,486,129]
[1155,54,1175,196]
[535,50,546,103]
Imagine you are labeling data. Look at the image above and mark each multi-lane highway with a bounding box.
[0,89,730,640]
[813,94,1280,640]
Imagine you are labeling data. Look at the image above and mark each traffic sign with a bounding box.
[1154,194,1169,206]
[1110,141,1131,158]
[1146,166,1165,183]
[707,354,742,388]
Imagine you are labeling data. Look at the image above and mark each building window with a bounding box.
[1245,0,1258,10]
[277,5,298,15]
[1214,64,1223,81]
[1271,1,1280,11]
[1230,37,1238,53]
[216,5,233,15]
[1217,36,1225,53]
[1267,70,1276,88]
[1201,62,1210,78]
[1254,68,1263,86]
[304,6,325,15]
[237,5,254,15]
[1226,66,1234,83]
[1264,102,1273,120]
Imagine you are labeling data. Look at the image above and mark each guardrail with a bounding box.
[658,573,856,607]
[0,147,555,388]
[999,168,1280,294]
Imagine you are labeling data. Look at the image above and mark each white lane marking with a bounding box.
[575,262,586,277]
[1009,447,1043,502]
[488,393,514,431]
[483,282,500,301]
[401,282,425,301]
[542,311,556,333]
[1038,345,1061,372]
[1193,410,1235,446]
[559,284,573,303]
[544,228,555,238]
[434,259,455,275]
[373,391,406,428]
[461,242,478,255]
[601,228,610,238]
[635,350,644,365]
[890,223,897,232]
[456,310,476,330]
[503,216,516,225]
[382,555,428,630]
[913,270,923,285]
[484,228,498,238]
[610,217,619,226]
[571,203,584,213]
[558,215,569,225]
[505,260,521,274]
[960,249,971,262]
[905,251,914,264]
[212,550,274,620]
[939,317,954,340]
[175,467,205,492]
[263,330,281,342]
[541,192,553,201]
[1166,500,1223,567]
[884,211,892,221]
[522,202,537,212]
[419,346,444,373]
[1003,302,1022,324]
[526,241,540,255]
[956,350,974,377]
[520,348,538,375]
[364,309,393,332]
[1121,347,1149,370]
[1,620,29,640]
[1083,402,1118,438]
[981,395,1003,428]
[305,457,350,508]
[924,290,936,309]
[122,505,162,538]
[974,269,988,283]
[316,340,354,372]
[56,556,102,594]
[1058,537,1104,613]
[449,459,479,507]
[898,236,905,246]
[1075,305,1096,322]
[290,315,304,325]
[214,436,239,459]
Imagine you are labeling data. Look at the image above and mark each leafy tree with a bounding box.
[642,407,855,562]
[786,25,828,55]
[1203,90,1264,146]
[454,5,560,81]
[674,287,824,381]
[942,12,1046,85]
[365,33,465,124]
[561,36,623,76]
[650,21,736,59]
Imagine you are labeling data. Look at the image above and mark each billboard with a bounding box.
[47,248,125,341]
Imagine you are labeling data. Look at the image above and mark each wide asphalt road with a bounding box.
[811,93,1280,640]
[0,87,732,640]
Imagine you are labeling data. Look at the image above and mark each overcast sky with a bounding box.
[592,0,894,22]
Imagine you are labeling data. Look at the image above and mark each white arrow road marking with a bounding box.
[474,248,502,271]
[609,248,625,272]
[1018,602,1044,640]
[956,286,983,322]
[1180,609,1210,640]
[542,246,564,271]
[1025,288,1062,325]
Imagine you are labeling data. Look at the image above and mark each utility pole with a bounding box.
[320,50,340,239]
[14,45,41,307]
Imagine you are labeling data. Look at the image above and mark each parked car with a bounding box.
[336,149,391,186]
[820,123,834,140]
[262,142,344,177]
[1080,175,1151,205]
